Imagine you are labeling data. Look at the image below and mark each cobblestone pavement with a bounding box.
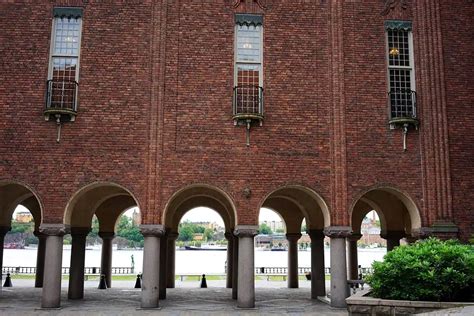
[0,283,347,315]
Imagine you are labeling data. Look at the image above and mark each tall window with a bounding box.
[46,8,83,115]
[233,14,263,119]
[385,21,416,121]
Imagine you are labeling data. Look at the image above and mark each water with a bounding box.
[3,247,386,274]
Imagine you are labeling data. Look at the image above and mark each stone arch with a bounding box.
[162,184,237,232]
[0,180,43,228]
[64,181,140,229]
[259,185,330,232]
[350,185,421,235]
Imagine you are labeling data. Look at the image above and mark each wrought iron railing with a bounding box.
[45,79,79,113]
[388,89,417,120]
[233,85,264,119]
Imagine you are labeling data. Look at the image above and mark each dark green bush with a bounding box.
[366,238,474,301]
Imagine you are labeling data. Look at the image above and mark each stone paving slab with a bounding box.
[0,286,347,315]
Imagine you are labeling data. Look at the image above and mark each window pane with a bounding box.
[387,29,410,67]
[53,17,81,56]
[236,25,261,63]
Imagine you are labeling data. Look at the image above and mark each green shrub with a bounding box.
[366,238,474,302]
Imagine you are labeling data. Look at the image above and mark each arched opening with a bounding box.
[161,184,237,299]
[259,186,330,299]
[63,182,140,299]
[348,187,422,280]
[0,181,43,288]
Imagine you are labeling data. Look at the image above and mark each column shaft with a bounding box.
[346,234,361,280]
[35,233,47,288]
[287,233,301,288]
[99,232,114,288]
[236,226,257,309]
[309,230,325,298]
[140,225,164,309]
[225,232,234,289]
[0,226,10,284]
[386,238,400,251]
[68,229,89,299]
[40,224,66,309]
[159,235,168,299]
[330,237,349,307]
[166,234,178,288]
[232,236,239,300]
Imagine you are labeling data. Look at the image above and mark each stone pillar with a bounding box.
[224,232,234,289]
[232,235,239,300]
[40,224,67,309]
[308,229,325,298]
[140,225,164,309]
[235,225,258,309]
[286,233,302,289]
[324,226,351,308]
[68,227,90,299]
[159,232,168,299]
[34,231,47,288]
[0,226,11,284]
[99,232,115,288]
[346,233,362,280]
[166,232,178,288]
[381,231,406,252]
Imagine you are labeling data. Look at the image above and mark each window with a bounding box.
[385,21,416,122]
[45,8,83,119]
[233,14,263,120]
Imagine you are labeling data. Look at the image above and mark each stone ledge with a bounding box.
[346,289,474,316]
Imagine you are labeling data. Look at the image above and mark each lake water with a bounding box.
[3,247,386,274]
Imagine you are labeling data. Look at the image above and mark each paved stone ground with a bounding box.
[0,281,347,315]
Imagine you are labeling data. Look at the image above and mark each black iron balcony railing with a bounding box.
[233,85,264,121]
[388,89,417,123]
[45,79,78,120]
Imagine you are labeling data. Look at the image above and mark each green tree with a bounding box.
[203,228,214,241]
[259,223,273,235]
[178,225,194,241]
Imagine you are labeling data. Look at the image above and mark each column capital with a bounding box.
[411,227,432,239]
[98,231,115,239]
[308,229,325,240]
[167,231,179,240]
[39,224,69,236]
[224,231,234,240]
[71,227,92,237]
[140,224,165,237]
[380,230,406,240]
[234,225,258,237]
[0,225,11,236]
[346,233,363,241]
[323,226,352,238]
[286,233,302,242]
[33,230,47,238]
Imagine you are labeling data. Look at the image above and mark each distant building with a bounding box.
[131,209,141,226]
[15,211,32,223]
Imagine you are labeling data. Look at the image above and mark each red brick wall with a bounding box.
[0,1,472,240]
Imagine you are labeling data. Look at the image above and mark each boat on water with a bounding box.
[270,246,286,251]
[184,245,227,251]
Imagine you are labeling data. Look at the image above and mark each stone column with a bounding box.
[286,233,302,288]
[346,233,362,280]
[308,229,325,298]
[0,226,11,284]
[324,226,351,308]
[68,227,90,299]
[224,232,234,289]
[159,232,168,299]
[140,225,164,309]
[381,231,405,252]
[34,231,47,288]
[232,235,239,300]
[99,231,115,288]
[235,225,258,309]
[166,232,178,288]
[40,224,67,309]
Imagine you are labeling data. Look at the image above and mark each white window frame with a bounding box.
[234,21,263,88]
[48,12,83,83]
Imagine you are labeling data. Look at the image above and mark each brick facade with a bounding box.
[0,1,472,240]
